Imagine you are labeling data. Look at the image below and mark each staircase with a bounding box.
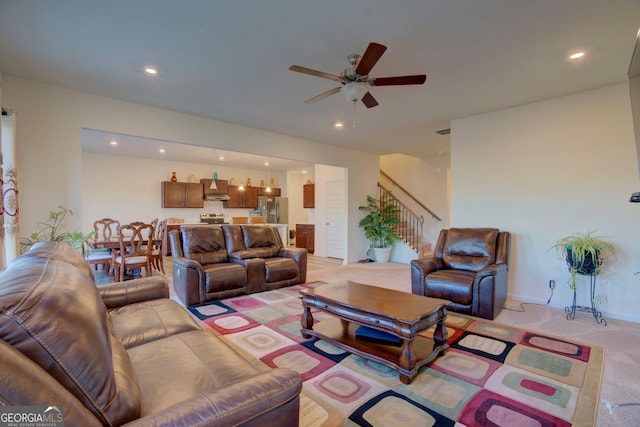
[378,184,432,258]
[378,171,441,258]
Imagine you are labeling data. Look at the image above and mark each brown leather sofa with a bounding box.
[170,224,307,306]
[0,241,302,426]
[411,228,511,320]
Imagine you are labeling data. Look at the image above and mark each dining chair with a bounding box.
[150,218,167,274]
[111,221,154,282]
[85,218,121,274]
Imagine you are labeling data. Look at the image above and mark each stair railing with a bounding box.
[378,184,425,257]
[380,170,441,221]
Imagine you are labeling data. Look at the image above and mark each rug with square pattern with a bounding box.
[187,282,603,426]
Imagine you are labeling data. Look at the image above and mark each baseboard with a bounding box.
[505,293,640,324]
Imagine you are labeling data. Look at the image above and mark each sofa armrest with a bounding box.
[231,257,266,294]
[410,257,444,296]
[99,276,169,309]
[171,257,208,306]
[279,247,308,283]
[122,368,302,427]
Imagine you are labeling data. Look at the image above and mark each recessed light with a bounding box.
[334,122,344,129]
[264,161,269,166]
[144,66,158,75]
[110,140,118,146]
[218,156,225,161]
[159,148,165,154]
[569,51,585,60]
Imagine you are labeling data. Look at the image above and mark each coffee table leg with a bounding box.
[433,317,448,354]
[301,303,314,339]
[398,339,417,384]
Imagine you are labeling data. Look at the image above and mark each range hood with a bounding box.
[205,194,230,201]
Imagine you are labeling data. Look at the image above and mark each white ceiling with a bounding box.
[81,128,314,173]
[1,0,640,160]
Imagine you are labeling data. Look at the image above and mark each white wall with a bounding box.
[451,83,640,322]
[81,152,287,228]
[3,75,379,263]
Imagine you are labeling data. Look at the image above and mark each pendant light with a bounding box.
[265,157,272,193]
[238,153,245,191]
[210,149,218,190]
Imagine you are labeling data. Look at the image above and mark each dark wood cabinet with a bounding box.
[224,185,258,208]
[303,184,315,208]
[257,187,281,196]
[296,224,315,254]
[200,178,228,196]
[162,182,204,208]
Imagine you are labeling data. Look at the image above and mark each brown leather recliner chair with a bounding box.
[411,228,511,320]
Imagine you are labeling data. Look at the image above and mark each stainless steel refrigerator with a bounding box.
[256,196,288,224]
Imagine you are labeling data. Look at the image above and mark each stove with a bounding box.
[200,213,225,224]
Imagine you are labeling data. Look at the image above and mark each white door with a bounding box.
[325,180,346,259]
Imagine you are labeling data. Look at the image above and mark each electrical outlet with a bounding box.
[549,279,556,289]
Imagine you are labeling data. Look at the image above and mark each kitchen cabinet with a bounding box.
[200,178,228,196]
[257,187,281,197]
[303,184,315,208]
[224,185,258,208]
[296,224,314,254]
[162,182,204,208]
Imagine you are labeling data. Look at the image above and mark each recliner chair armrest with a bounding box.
[99,276,169,309]
[122,368,302,427]
[410,257,444,295]
[474,263,508,280]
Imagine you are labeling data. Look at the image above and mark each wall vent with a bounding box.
[435,128,451,135]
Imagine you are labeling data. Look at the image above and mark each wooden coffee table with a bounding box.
[300,280,449,384]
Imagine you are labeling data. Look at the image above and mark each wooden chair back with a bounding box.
[93,218,120,244]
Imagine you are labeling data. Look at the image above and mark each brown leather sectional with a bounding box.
[0,241,302,426]
[170,224,307,306]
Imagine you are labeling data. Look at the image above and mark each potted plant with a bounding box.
[19,205,94,254]
[358,192,401,262]
[550,230,618,291]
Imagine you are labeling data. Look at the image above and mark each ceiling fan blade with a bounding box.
[370,75,427,86]
[361,92,379,108]
[304,87,341,104]
[354,42,387,75]
[289,65,342,82]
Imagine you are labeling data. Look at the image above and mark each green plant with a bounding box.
[19,205,94,254]
[358,192,401,251]
[550,230,618,290]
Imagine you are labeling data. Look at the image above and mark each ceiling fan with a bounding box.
[289,42,426,108]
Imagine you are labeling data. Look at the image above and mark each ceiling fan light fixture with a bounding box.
[341,82,368,102]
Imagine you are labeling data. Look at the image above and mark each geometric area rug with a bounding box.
[187,282,604,427]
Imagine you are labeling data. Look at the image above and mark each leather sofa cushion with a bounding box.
[264,258,298,283]
[442,228,498,272]
[0,256,140,425]
[182,226,229,264]
[23,241,95,280]
[108,299,201,349]
[426,269,476,305]
[128,329,259,415]
[205,263,247,292]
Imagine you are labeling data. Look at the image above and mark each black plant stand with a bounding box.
[564,273,607,326]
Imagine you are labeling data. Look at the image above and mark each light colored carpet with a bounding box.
[306,261,640,426]
[153,256,640,426]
